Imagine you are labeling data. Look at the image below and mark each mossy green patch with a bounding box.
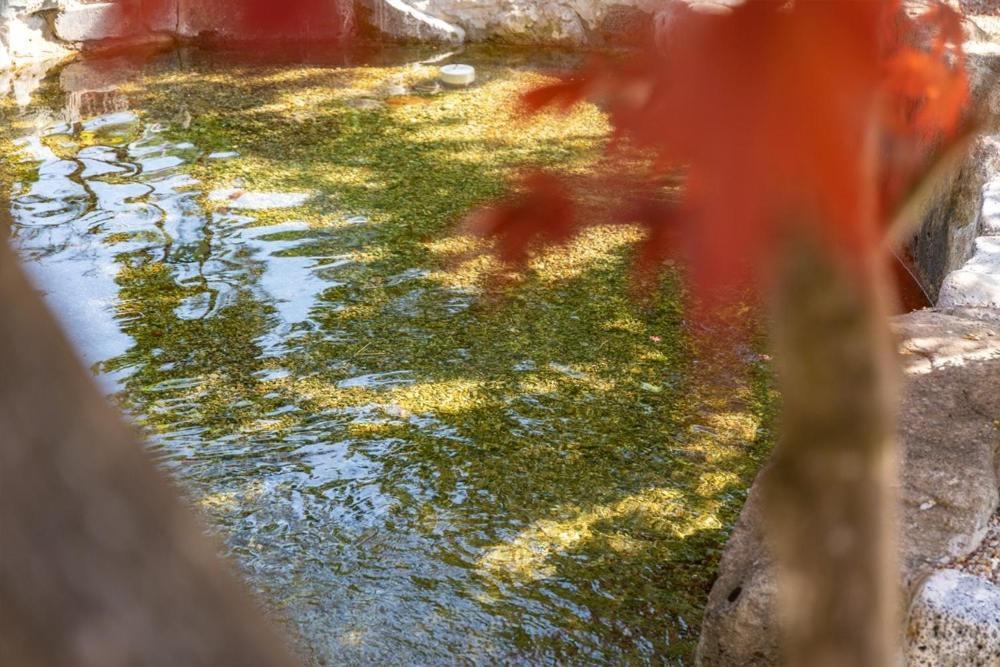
[3,46,776,665]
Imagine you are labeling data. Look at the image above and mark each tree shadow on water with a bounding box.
[6,47,778,665]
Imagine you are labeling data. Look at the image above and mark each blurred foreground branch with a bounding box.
[765,237,900,666]
[0,242,297,667]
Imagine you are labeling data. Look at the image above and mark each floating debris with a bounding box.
[440,64,476,87]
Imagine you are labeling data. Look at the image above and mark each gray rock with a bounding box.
[6,1,63,12]
[938,133,1000,309]
[6,0,683,57]
[696,308,1000,665]
[983,182,1000,235]
[53,0,177,43]
[908,53,1000,304]
[363,0,466,44]
[53,2,127,42]
[906,569,1000,666]
[939,235,1000,308]
[695,470,781,665]
[365,0,666,45]
[896,310,1000,584]
[2,5,69,65]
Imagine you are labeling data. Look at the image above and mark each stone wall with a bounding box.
[908,48,1000,302]
[1,1,71,69]
[371,0,663,45]
[0,0,672,67]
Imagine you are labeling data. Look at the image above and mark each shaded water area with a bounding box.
[2,44,774,664]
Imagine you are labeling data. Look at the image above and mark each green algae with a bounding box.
[4,46,777,665]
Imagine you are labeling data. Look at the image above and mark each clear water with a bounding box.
[3,46,769,665]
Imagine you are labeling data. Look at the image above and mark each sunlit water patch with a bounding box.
[3,47,774,666]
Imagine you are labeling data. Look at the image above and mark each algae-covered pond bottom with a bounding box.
[2,44,775,665]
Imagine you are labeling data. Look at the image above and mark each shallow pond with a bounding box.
[1,44,774,665]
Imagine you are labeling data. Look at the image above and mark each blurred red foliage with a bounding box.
[113,0,357,40]
[471,0,970,302]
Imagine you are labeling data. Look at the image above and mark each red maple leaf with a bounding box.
[474,0,971,304]
[465,172,578,266]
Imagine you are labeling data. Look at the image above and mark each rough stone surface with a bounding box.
[955,512,1000,584]
[939,234,1000,307]
[695,468,781,665]
[53,2,128,42]
[9,0,992,61]
[696,308,1000,665]
[381,0,662,44]
[939,135,1000,308]
[906,569,1000,666]
[895,309,1000,582]
[908,50,1000,303]
[362,0,466,44]
[368,0,744,45]
[1,0,70,68]
[1,0,674,52]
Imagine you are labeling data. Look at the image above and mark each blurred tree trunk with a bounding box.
[764,236,900,666]
[0,241,297,667]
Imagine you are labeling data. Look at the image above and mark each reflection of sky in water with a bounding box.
[8,109,508,662]
[5,49,723,665]
[11,113,343,382]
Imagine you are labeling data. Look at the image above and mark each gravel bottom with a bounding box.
[953,512,1000,585]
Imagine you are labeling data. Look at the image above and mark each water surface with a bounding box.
[2,45,772,665]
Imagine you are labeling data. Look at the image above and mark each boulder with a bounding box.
[696,308,1000,665]
[10,0,726,52]
[2,5,69,65]
[906,569,1000,666]
[937,134,1000,308]
[362,0,465,44]
[53,2,128,42]
[694,470,781,665]
[895,309,1000,580]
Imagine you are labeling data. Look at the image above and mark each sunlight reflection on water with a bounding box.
[3,45,735,666]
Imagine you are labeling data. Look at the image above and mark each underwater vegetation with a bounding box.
[3,45,775,664]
